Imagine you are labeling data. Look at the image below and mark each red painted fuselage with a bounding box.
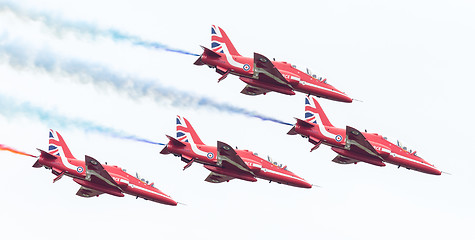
[200,54,352,102]
[289,96,441,175]
[294,124,441,175]
[165,141,312,188]
[195,25,352,102]
[35,130,177,205]
[36,154,178,205]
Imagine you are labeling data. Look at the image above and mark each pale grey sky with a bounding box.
[0,0,474,239]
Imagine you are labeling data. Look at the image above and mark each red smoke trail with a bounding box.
[0,144,36,158]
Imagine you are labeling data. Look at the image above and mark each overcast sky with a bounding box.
[1,0,474,239]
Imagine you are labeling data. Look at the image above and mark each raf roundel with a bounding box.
[77,166,84,173]
[335,135,343,142]
[207,152,214,159]
[243,64,250,71]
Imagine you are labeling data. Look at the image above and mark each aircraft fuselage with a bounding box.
[199,52,352,103]
[165,142,312,188]
[293,124,441,175]
[36,154,177,205]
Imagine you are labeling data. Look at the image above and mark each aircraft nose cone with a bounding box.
[294,179,312,188]
[301,181,313,189]
[161,197,178,206]
[336,93,353,103]
[342,95,353,103]
[329,91,353,103]
[431,168,442,175]
[422,162,442,175]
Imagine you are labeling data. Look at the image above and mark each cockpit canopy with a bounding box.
[301,67,329,84]
[266,156,289,171]
[396,140,419,156]
[135,173,157,188]
[248,150,290,171]
[384,137,420,157]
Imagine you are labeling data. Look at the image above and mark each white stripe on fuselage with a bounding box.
[220,44,244,69]
[390,152,437,170]
[128,183,173,200]
[184,132,208,158]
[261,167,304,182]
[115,175,171,199]
[297,79,348,98]
[313,116,337,140]
[213,27,244,69]
[57,147,78,171]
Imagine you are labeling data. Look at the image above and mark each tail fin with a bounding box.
[211,25,241,56]
[48,130,76,159]
[305,96,334,127]
[176,116,205,145]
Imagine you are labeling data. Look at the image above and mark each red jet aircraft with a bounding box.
[32,130,178,205]
[194,25,353,103]
[160,116,312,188]
[287,96,441,175]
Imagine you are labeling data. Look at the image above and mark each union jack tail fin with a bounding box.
[305,96,334,127]
[176,116,205,145]
[211,25,241,56]
[48,130,76,159]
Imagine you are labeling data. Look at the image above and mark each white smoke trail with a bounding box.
[0,40,293,126]
[0,1,199,56]
[0,94,165,145]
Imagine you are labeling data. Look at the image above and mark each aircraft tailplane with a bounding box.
[166,135,186,147]
[287,126,297,135]
[159,146,171,155]
[194,46,221,66]
[37,149,57,160]
[288,118,314,135]
[160,135,187,155]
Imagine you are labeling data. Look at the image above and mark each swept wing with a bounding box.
[217,141,255,176]
[204,172,235,183]
[345,126,382,160]
[252,53,293,89]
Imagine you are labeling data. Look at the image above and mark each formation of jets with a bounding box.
[4,25,443,206]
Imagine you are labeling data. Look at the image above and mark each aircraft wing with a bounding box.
[217,141,255,176]
[345,126,382,160]
[332,155,359,165]
[204,172,235,183]
[240,84,271,96]
[76,186,104,198]
[253,53,293,88]
[84,155,122,191]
